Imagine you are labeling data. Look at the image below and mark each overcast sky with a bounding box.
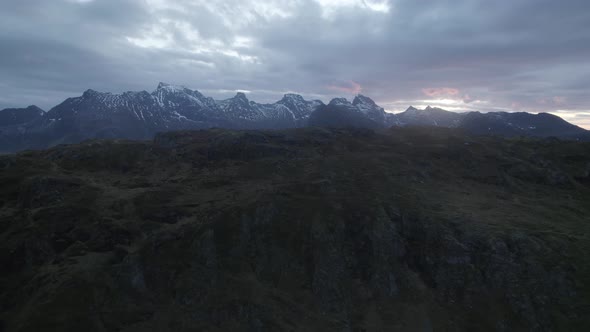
[1,0,589,128]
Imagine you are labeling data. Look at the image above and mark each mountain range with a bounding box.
[1,83,588,152]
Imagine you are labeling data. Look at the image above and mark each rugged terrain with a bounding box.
[1,127,590,331]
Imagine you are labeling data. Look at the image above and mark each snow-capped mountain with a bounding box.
[39,82,321,141]
[216,92,318,129]
[352,94,388,124]
[0,83,325,152]
[151,82,229,127]
[277,94,324,126]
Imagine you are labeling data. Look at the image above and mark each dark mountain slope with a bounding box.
[0,105,44,126]
[308,98,384,129]
[390,106,590,140]
[395,106,463,127]
[1,127,589,331]
[460,111,589,138]
[0,106,46,153]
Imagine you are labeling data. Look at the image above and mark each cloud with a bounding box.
[0,0,589,128]
[327,81,363,94]
[549,110,590,129]
[422,88,476,105]
[422,88,460,98]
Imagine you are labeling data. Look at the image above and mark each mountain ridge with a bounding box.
[1,83,588,152]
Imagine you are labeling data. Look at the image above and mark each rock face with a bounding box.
[352,94,388,124]
[1,127,589,331]
[277,93,324,127]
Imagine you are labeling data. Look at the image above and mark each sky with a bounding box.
[1,0,589,128]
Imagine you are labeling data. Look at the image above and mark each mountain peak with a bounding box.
[329,97,351,106]
[282,93,305,102]
[156,82,187,92]
[352,94,376,106]
[233,92,249,102]
[26,105,45,113]
[0,105,45,126]
[82,89,100,98]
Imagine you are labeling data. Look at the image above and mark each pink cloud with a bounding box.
[552,96,566,105]
[422,87,460,97]
[538,96,567,106]
[327,80,362,94]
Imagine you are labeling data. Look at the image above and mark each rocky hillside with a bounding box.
[1,127,589,331]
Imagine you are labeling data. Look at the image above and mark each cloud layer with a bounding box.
[1,0,589,128]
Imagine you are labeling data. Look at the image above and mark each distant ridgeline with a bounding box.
[1,83,588,152]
